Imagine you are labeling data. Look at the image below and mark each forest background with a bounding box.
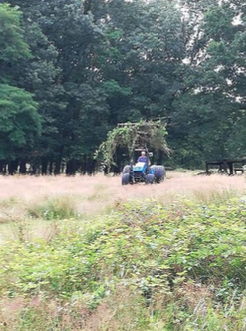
[0,0,246,174]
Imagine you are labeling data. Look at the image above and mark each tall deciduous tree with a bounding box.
[0,0,246,172]
[0,4,41,173]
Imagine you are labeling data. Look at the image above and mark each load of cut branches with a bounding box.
[95,120,170,169]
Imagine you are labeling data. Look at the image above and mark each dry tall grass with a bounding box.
[0,171,245,243]
[0,172,245,215]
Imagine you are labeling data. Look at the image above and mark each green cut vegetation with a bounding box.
[1,195,246,330]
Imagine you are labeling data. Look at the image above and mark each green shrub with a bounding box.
[27,196,78,220]
[2,197,246,297]
[2,196,246,330]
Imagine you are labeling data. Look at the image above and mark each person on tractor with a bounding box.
[138,151,150,168]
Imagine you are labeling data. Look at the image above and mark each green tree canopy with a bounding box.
[0,84,40,159]
[0,4,40,168]
[0,3,30,63]
[0,0,246,173]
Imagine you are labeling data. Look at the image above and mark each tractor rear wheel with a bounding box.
[145,173,155,184]
[122,173,130,185]
[150,166,165,183]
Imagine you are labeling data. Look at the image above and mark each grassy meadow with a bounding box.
[1,172,246,330]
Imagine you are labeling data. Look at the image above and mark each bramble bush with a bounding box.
[27,196,78,220]
[1,197,246,330]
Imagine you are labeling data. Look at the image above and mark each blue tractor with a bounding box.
[122,150,165,185]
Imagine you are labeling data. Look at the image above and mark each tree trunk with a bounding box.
[9,160,18,175]
[20,160,27,174]
[0,160,4,174]
[86,159,96,174]
[55,158,62,175]
[66,159,77,176]
[49,159,53,175]
[42,159,48,175]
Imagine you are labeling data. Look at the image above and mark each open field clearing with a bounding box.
[1,172,246,215]
[0,172,245,243]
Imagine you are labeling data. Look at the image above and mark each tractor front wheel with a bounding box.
[122,173,130,185]
[123,165,131,174]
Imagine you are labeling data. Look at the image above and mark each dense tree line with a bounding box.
[0,0,245,174]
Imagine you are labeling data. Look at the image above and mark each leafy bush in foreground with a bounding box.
[27,196,78,220]
[1,197,246,330]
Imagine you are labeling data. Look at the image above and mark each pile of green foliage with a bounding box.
[95,120,170,168]
[1,197,246,330]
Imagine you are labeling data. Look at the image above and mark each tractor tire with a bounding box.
[150,165,165,183]
[122,173,130,185]
[123,165,131,174]
[145,173,155,184]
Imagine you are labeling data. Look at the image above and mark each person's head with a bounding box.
[141,151,146,157]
